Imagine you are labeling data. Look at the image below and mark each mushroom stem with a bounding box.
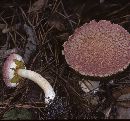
[17,69,55,104]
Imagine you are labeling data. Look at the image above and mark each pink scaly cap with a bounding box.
[63,20,130,77]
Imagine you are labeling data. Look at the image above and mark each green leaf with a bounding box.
[2,108,32,120]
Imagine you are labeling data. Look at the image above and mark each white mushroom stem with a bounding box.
[17,69,55,104]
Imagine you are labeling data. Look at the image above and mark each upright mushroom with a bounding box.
[63,20,130,77]
[2,53,55,104]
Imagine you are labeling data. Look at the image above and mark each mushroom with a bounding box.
[63,20,130,77]
[2,53,55,104]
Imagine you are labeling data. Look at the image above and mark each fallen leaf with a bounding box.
[0,24,6,30]
[2,108,32,120]
[28,0,47,13]
[48,13,65,31]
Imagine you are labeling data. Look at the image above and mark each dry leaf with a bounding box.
[28,0,47,13]
[48,13,65,31]
[0,24,6,30]
[48,20,65,31]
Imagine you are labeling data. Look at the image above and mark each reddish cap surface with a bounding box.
[63,20,130,77]
[2,53,24,87]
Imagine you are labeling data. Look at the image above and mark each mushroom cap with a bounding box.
[63,20,130,77]
[2,53,25,87]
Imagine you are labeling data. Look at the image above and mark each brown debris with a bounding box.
[48,13,65,31]
[28,0,48,13]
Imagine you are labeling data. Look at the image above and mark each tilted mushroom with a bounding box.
[2,53,55,104]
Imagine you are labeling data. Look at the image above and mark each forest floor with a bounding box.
[0,0,130,119]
